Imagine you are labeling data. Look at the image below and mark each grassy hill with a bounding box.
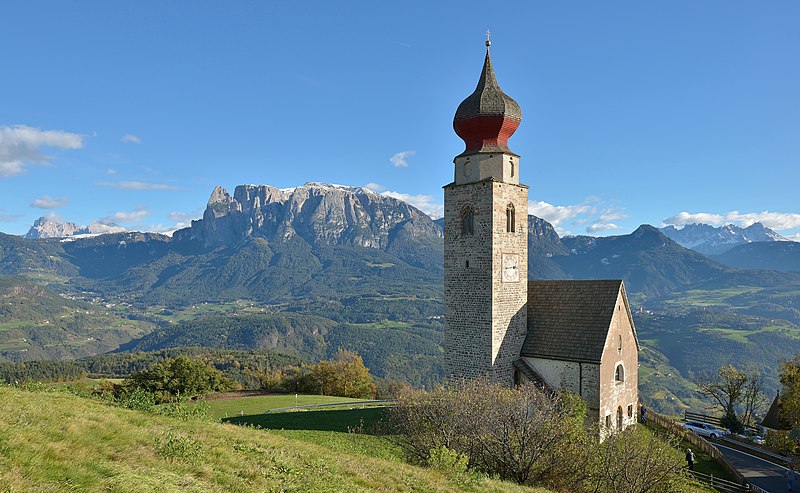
[0,385,544,493]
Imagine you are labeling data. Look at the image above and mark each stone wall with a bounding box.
[598,291,639,433]
[444,154,529,385]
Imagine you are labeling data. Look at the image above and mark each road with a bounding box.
[715,443,790,493]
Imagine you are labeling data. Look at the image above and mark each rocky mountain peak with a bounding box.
[175,182,444,271]
[660,222,789,256]
[24,216,126,240]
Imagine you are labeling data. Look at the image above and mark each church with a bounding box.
[443,38,639,433]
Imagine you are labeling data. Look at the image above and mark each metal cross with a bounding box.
[485,29,491,47]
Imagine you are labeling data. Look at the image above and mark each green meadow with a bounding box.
[0,385,543,493]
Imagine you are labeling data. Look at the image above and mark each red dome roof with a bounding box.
[453,48,522,157]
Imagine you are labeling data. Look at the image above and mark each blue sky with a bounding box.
[1,1,799,239]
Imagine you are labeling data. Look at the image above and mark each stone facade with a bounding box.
[598,291,639,433]
[444,43,639,441]
[444,151,529,386]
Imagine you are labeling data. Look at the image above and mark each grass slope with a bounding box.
[0,386,543,492]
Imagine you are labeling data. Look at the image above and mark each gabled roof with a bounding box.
[761,392,781,429]
[522,280,633,363]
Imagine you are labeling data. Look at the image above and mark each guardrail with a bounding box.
[688,470,748,493]
[646,410,746,486]
[264,399,394,413]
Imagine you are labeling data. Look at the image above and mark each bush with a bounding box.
[122,356,234,402]
[388,380,592,488]
[766,429,797,455]
[588,428,691,493]
[427,445,469,474]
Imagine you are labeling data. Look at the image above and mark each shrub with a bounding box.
[766,429,797,455]
[388,380,592,488]
[122,356,234,402]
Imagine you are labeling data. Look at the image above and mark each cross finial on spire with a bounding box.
[485,30,491,47]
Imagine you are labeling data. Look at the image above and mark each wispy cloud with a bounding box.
[0,125,84,178]
[106,168,117,175]
[31,195,68,209]
[121,134,141,144]
[528,198,627,235]
[99,208,151,225]
[381,190,443,219]
[663,210,800,231]
[587,223,621,233]
[167,211,201,230]
[96,181,177,191]
[390,150,416,168]
[364,182,387,192]
[0,209,22,222]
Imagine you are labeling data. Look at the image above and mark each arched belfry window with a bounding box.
[615,364,625,383]
[506,204,515,233]
[461,206,474,235]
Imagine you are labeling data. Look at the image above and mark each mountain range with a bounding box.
[660,222,788,256]
[3,182,800,414]
[24,215,125,239]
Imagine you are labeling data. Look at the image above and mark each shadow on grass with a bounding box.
[223,407,387,435]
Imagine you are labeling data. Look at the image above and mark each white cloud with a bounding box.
[0,209,21,222]
[121,134,141,144]
[106,168,117,175]
[587,223,621,233]
[96,181,177,191]
[364,182,386,192]
[725,211,800,230]
[31,195,68,209]
[663,210,800,231]
[99,208,151,225]
[527,200,593,228]
[661,211,726,227]
[381,190,443,219]
[167,211,201,230]
[528,198,627,236]
[390,150,415,168]
[0,125,83,178]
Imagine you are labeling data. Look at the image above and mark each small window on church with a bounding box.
[506,204,515,233]
[462,206,474,235]
[605,415,611,428]
[627,404,633,418]
[510,160,515,177]
[615,364,624,383]
[617,334,622,354]
[465,260,470,268]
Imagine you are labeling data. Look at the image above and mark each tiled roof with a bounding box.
[522,280,624,363]
[454,49,522,122]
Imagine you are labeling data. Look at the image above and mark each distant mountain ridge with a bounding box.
[174,182,443,272]
[712,241,800,273]
[660,222,788,255]
[24,216,125,239]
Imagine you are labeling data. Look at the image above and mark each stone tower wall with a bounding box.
[444,166,529,386]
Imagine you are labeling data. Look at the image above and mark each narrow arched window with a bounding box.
[615,364,624,383]
[506,204,515,233]
[462,206,474,235]
[510,160,515,177]
[617,334,622,354]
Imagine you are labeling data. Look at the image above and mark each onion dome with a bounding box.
[453,41,522,157]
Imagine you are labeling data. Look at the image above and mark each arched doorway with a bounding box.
[617,406,624,430]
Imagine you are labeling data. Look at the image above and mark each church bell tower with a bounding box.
[444,37,529,385]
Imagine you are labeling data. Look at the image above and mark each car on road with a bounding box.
[682,421,731,439]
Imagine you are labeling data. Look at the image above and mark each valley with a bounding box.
[2,183,800,416]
